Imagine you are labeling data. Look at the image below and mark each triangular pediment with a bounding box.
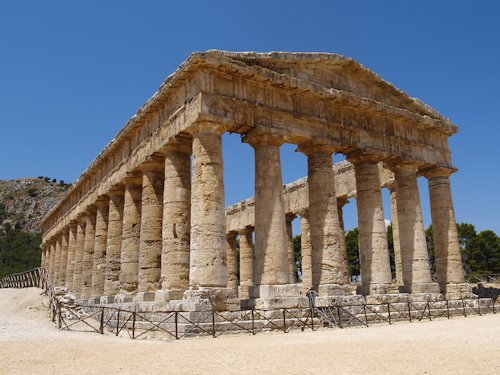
[199,50,447,122]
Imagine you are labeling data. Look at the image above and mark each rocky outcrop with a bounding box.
[0,178,69,233]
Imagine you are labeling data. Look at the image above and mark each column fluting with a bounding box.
[92,198,109,299]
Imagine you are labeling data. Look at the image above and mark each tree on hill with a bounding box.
[0,224,41,277]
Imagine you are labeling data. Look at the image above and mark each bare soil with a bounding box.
[0,287,499,375]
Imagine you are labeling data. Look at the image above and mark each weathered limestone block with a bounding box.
[104,188,125,297]
[65,222,77,292]
[81,208,97,299]
[392,162,439,294]
[226,232,238,292]
[72,218,86,298]
[238,227,254,299]
[424,167,465,289]
[189,123,227,287]
[299,143,348,289]
[350,154,393,294]
[389,185,403,286]
[138,159,164,293]
[286,213,297,283]
[161,140,191,291]
[92,198,109,298]
[119,175,142,295]
[246,132,289,286]
[299,210,312,290]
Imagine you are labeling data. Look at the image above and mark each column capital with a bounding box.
[122,172,143,186]
[108,184,125,197]
[297,208,309,218]
[138,154,165,172]
[160,137,192,155]
[420,165,457,179]
[336,196,349,207]
[69,219,78,229]
[386,160,420,175]
[296,141,337,156]
[189,121,227,136]
[84,204,97,216]
[346,150,383,165]
[238,226,254,235]
[226,231,238,241]
[243,129,285,148]
[285,212,297,222]
[95,196,110,208]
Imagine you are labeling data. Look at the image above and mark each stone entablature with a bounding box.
[39,51,466,308]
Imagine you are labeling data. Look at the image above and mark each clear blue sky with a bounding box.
[1,1,499,234]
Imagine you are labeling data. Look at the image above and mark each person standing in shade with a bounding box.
[306,287,319,309]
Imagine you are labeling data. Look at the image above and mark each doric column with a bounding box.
[104,187,125,298]
[161,140,192,291]
[246,132,289,286]
[285,213,297,283]
[348,153,392,294]
[119,174,142,295]
[81,207,97,299]
[298,142,348,290]
[138,157,165,294]
[92,197,109,299]
[238,227,254,299]
[391,162,438,294]
[299,209,312,290]
[73,217,86,298]
[59,229,69,287]
[48,239,56,283]
[423,167,464,289]
[53,235,62,286]
[388,184,403,286]
[189,122,227,288]
[226,232,239,292]
[65,221,77,292]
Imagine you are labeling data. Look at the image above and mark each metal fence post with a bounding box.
[212,311,216,338]
[116,309,121,336]
[408,301,412,323]
[337,306,343,329]
[282,310,287,333]
[446,300,450,319]
[387,303,392,325]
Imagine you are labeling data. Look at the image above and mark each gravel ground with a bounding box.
[0,287,499,375]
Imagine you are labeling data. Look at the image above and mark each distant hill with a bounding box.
[0,177,70,233]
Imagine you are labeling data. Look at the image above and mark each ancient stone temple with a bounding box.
[39,51,467,310]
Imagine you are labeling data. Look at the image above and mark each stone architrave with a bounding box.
[161,140,192,291]
[388,185,403,286]
[391,162,439,294]
[226,232,239,292]
[73,218,86,298]
[286,213,297,283]
[119,174,142,296]
[246,132,289,286]
[138,157,165,294]
[104,187,125,297]
[424,167,465,289]
[299,142,348,290]
[238,227,254,299]
[189,122,228,288]
[65,221,78,292]
[299,210,312,290]
[81,208,97,299]
[349,153,393,294]
[91,198,109,298]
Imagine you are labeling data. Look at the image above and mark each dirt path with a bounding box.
[0,288,499,374]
